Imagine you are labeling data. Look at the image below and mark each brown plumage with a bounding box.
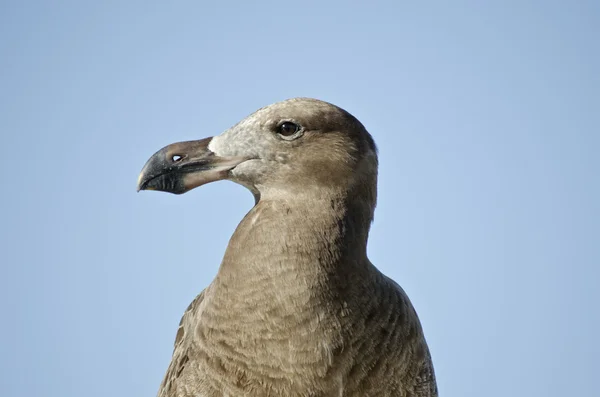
[137,98,437,396]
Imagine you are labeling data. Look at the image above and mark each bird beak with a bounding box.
[137,137,249,194]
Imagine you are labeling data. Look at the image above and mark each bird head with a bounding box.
[137,98,378,204]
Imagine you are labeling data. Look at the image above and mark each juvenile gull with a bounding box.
[137,98,438,396]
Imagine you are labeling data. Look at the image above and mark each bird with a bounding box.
[137,98,438,397]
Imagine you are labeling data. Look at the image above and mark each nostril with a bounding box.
[172,155,183,162]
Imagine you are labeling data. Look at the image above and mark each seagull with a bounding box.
[137,98,438,396]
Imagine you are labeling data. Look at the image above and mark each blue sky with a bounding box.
[1,1,598,396]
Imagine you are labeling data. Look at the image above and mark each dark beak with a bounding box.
[137,137,249,194]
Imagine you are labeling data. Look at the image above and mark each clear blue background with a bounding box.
[1,1,598,396]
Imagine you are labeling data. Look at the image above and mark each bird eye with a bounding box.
[277,122,301,138]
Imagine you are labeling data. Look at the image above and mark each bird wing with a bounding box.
[385,275,438,397]
[157,289,206,397]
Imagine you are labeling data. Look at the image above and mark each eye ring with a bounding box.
[276,121,303,140]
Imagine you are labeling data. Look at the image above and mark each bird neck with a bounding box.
[216,188,373,287]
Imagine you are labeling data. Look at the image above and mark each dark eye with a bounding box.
[277,122,300,137]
